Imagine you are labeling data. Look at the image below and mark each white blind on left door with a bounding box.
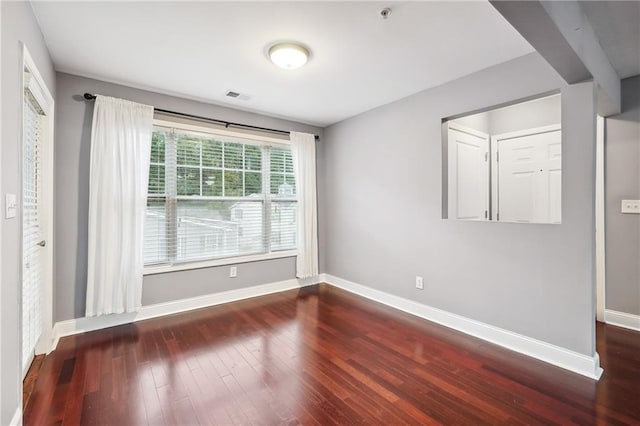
[22,91,44,372]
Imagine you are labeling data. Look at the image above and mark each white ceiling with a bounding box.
[31,1,534,127]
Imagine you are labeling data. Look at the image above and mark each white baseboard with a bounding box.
[10,405,22,426]
[323,274,603,380]
[605,309,640,332]
[51,276,320,350]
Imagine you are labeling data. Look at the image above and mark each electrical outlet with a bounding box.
[415,276,424,290]
[621,200,640,214]
[229,266,237,278]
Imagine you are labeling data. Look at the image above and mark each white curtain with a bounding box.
[290,131,319,278]
[86,95,154,317]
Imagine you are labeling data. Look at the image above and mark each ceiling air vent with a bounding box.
[225,90,252,101]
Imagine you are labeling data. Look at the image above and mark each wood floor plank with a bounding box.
[79,391,99,426]
[138,366,166,426]
[24,284,640,425]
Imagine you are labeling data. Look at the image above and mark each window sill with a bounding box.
[143,250,297,276]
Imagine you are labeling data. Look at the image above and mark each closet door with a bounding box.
[448,124,490,221]
[496,125,561,224]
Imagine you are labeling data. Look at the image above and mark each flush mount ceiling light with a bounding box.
[268,43,309,70]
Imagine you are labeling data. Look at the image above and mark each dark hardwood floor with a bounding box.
[23,354,45,411]
[24,284,640,425]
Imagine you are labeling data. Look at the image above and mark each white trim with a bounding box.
[10,405,22,426]
[144,250,297,275]
[605,309,640,332]
[323,274,603,380]
[595,116,606,321]
[153,118,289,147]
[490,134,498,221]
[51,275,321,349]
[22,48,54,109]
[0,1,3,411]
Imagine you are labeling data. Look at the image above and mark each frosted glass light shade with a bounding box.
[269,43,309,70]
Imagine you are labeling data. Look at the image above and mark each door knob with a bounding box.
[37,240,46,247]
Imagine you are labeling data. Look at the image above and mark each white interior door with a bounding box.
[22,86,45,374]
[22,46,54,376]
[448,124,489,220]
[495,125,561,223]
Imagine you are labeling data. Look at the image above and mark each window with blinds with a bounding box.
[144,123,297,266]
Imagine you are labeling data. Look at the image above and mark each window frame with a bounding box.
[144,119,297,276]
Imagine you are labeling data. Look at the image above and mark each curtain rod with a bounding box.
[82,93,319,140]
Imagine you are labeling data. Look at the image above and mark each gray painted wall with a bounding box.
[452,112,491,134]
[54,72,322,322]
[1,2,56,423]
[451,94,561,135]
[605,75,640,315]
[142,257,296,305]
[320,53,597,356]
[489,94,561,135]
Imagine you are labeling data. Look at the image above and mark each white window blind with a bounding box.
[22,90,44,372]
[144,124,297,266]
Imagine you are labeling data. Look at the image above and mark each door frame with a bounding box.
[0,1,3,409]
[595,115,606,322]
[491,123,562,222]
[20,44,55,376]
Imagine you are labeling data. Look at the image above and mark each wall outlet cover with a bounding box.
[621,200,640,214]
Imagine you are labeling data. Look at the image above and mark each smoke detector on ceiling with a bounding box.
[225,90,252,101]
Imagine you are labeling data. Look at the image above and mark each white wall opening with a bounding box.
[443,93,562,224]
